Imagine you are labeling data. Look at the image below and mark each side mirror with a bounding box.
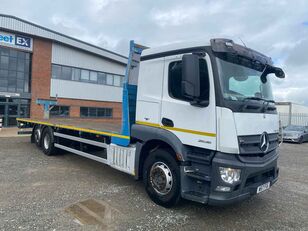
[261,65,285,82]
[274,67,285,78]
[182,54,200,99]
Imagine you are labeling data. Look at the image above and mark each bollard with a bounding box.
[0,118,2,131]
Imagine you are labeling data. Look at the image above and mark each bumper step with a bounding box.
[182,191,209,204]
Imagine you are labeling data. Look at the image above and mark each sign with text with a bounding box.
[0,31,33,51]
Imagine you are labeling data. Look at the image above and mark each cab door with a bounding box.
[160,53,216,150]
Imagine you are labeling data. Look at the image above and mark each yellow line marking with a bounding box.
[135,121,160,128]
[136,121,216,137]
[16,118,130,139]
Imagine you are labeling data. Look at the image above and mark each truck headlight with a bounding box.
[219,167,241,184]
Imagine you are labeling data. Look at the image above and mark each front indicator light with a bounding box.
[219,167,241,184]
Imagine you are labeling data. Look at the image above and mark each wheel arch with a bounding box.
[131,124,187,180]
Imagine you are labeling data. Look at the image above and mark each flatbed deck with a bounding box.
[16,118,128,139]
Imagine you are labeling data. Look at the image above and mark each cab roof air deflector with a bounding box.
[210,38,273,66]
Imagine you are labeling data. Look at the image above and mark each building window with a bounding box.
[81,70,89,81]
[61,66,72,80]
[0,47,31,93]
[80,107,113,118]
[113,75,121,87]
[50,105,70,117]
[98,72,106,84]
[72,68,80,81]
[51,64,124,87]
[106,74,113,85]
[52,64,61,79]
[90,71,98,82]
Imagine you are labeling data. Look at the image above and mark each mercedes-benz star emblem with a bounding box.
[260,132,270,153]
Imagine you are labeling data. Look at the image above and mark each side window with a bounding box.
[168,59,209,101]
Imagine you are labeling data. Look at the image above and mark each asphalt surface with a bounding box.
[0,137,307,231]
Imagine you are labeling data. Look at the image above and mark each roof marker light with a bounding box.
[225,41,233,47]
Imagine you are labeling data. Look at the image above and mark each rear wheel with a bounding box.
[33,126,42,148]
[41,127,57,156]
[143,148,181,207]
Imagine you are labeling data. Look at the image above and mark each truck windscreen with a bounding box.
[216,57,274,103]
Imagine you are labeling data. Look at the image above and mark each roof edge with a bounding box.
[0,14,128,60]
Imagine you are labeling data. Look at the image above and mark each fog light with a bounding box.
[216,186,231,192]
[219,167,241,184]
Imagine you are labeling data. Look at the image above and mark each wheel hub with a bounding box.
[35,129,41,143]
[150,162,173,195]
[43,134,50,150]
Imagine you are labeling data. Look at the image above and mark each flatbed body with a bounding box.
[17,118,125,138]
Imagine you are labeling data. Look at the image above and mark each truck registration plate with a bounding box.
[257,182,270,194]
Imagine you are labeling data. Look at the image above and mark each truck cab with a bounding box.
[132,38,284,206]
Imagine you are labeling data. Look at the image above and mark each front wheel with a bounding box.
[143,149,181,207]
[298,136,303,144]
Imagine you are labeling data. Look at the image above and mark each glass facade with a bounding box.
[0,46,32,127]
[52,64,124,87]
[0,98,30,126]
[0,46,31,93]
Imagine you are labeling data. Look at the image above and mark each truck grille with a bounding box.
[238,133,279,155]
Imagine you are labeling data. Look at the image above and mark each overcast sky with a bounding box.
[1,0,308,105]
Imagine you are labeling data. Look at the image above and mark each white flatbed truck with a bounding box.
[17,38,285,207]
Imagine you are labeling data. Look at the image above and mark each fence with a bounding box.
[279,113,308,127]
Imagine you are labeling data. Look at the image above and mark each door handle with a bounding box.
[162,117,174,127]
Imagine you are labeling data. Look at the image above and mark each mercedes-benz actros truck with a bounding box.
[18,38,285,207]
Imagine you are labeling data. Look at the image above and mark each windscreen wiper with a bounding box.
[241,97,276,112]
[243,97,275,103]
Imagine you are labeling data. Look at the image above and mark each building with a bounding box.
[276,102,308,127]
[0,14,127,127]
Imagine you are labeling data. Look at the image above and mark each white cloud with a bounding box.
[51,15,84,31]
[89,0,125,13]
[1,0,308,105]
[151,7,202,27]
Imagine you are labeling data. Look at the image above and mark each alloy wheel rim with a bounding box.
[43,134,50,150]
[149,162,173,195]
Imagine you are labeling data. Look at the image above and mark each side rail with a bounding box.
[16,119,137,176]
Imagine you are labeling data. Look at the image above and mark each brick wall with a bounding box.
[55,97,122,122]
[30,38,52,119]
[29,37,122,121]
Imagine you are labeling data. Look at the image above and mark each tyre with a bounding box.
[298,136,303,144]
[143,148,181,207]
[41,127,57,156]
[33,125,42,148]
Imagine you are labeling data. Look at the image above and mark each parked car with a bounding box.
[283,125,308,143]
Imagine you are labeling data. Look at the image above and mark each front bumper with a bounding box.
[180,149,279,206]
[283,137,301,143]
[208,151,279,206]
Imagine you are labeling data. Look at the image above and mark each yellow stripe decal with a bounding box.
[16,118,130,139]
[136,121,216,137]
